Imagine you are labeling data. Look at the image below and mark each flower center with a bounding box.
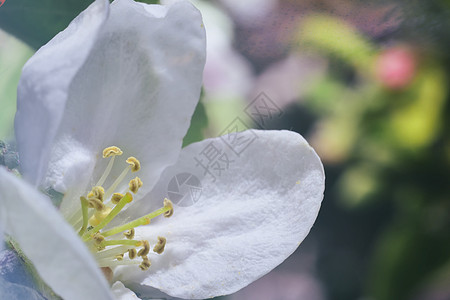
[67,146,173,271]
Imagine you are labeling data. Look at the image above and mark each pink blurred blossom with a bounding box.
[375,46,417,90]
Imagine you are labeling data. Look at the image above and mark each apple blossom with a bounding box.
[0,0,325,299]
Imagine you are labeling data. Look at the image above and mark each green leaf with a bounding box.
[182,91,208,147]
[0,0,93,49]
[0,31,34,140]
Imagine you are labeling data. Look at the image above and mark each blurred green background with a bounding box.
[1,0,449,299]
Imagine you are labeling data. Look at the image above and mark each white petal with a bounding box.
[15,0,109,186]
[117,130,325,299]
[45,0,206,214]
[0,168,113,300]
[111,281,140,300]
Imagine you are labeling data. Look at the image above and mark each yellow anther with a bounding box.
[88,198,105,211]
[129,177,143,194]
[163,198,173,218]
[138,240,150,257]
[153,236,166,254]
[128,248,137,260]
[111,193,124,205]
[93,233,105,244]
[126,157,141,172]
[115,254,124,261]
[103,146,123,158]
[88,186,105,202]
[139,256,151,271]
[123,229,135,240]
[89,207,112,227]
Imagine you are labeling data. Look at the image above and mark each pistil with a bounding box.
[78,197,89,236]
[82,192,133,241]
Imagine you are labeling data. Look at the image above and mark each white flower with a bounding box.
[0,0,325,299]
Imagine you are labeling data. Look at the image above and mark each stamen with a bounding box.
[138,240,150,257]
[88,198,105,211]
[128,248,137,260]
[76,148,173,273]
[97,150,120,187]
[94,245,131,260]
[99,239,142,247]
[78,197,89,236]
[101,218,149,238]
[103,146,123,158]
[97,259,141,268]
[129,177,143,194]
[126,157,141,172]
[82,193,133,241]
[93,233,105,244]
[139,256,151,271]
[87,186,105,202]
[115,254,124,261]
[105,167,131,199]
[101,200,173,238]
[153,236,166,254]
[123,229,135,240]
[111,193,124,205]
[163,198,174,218]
